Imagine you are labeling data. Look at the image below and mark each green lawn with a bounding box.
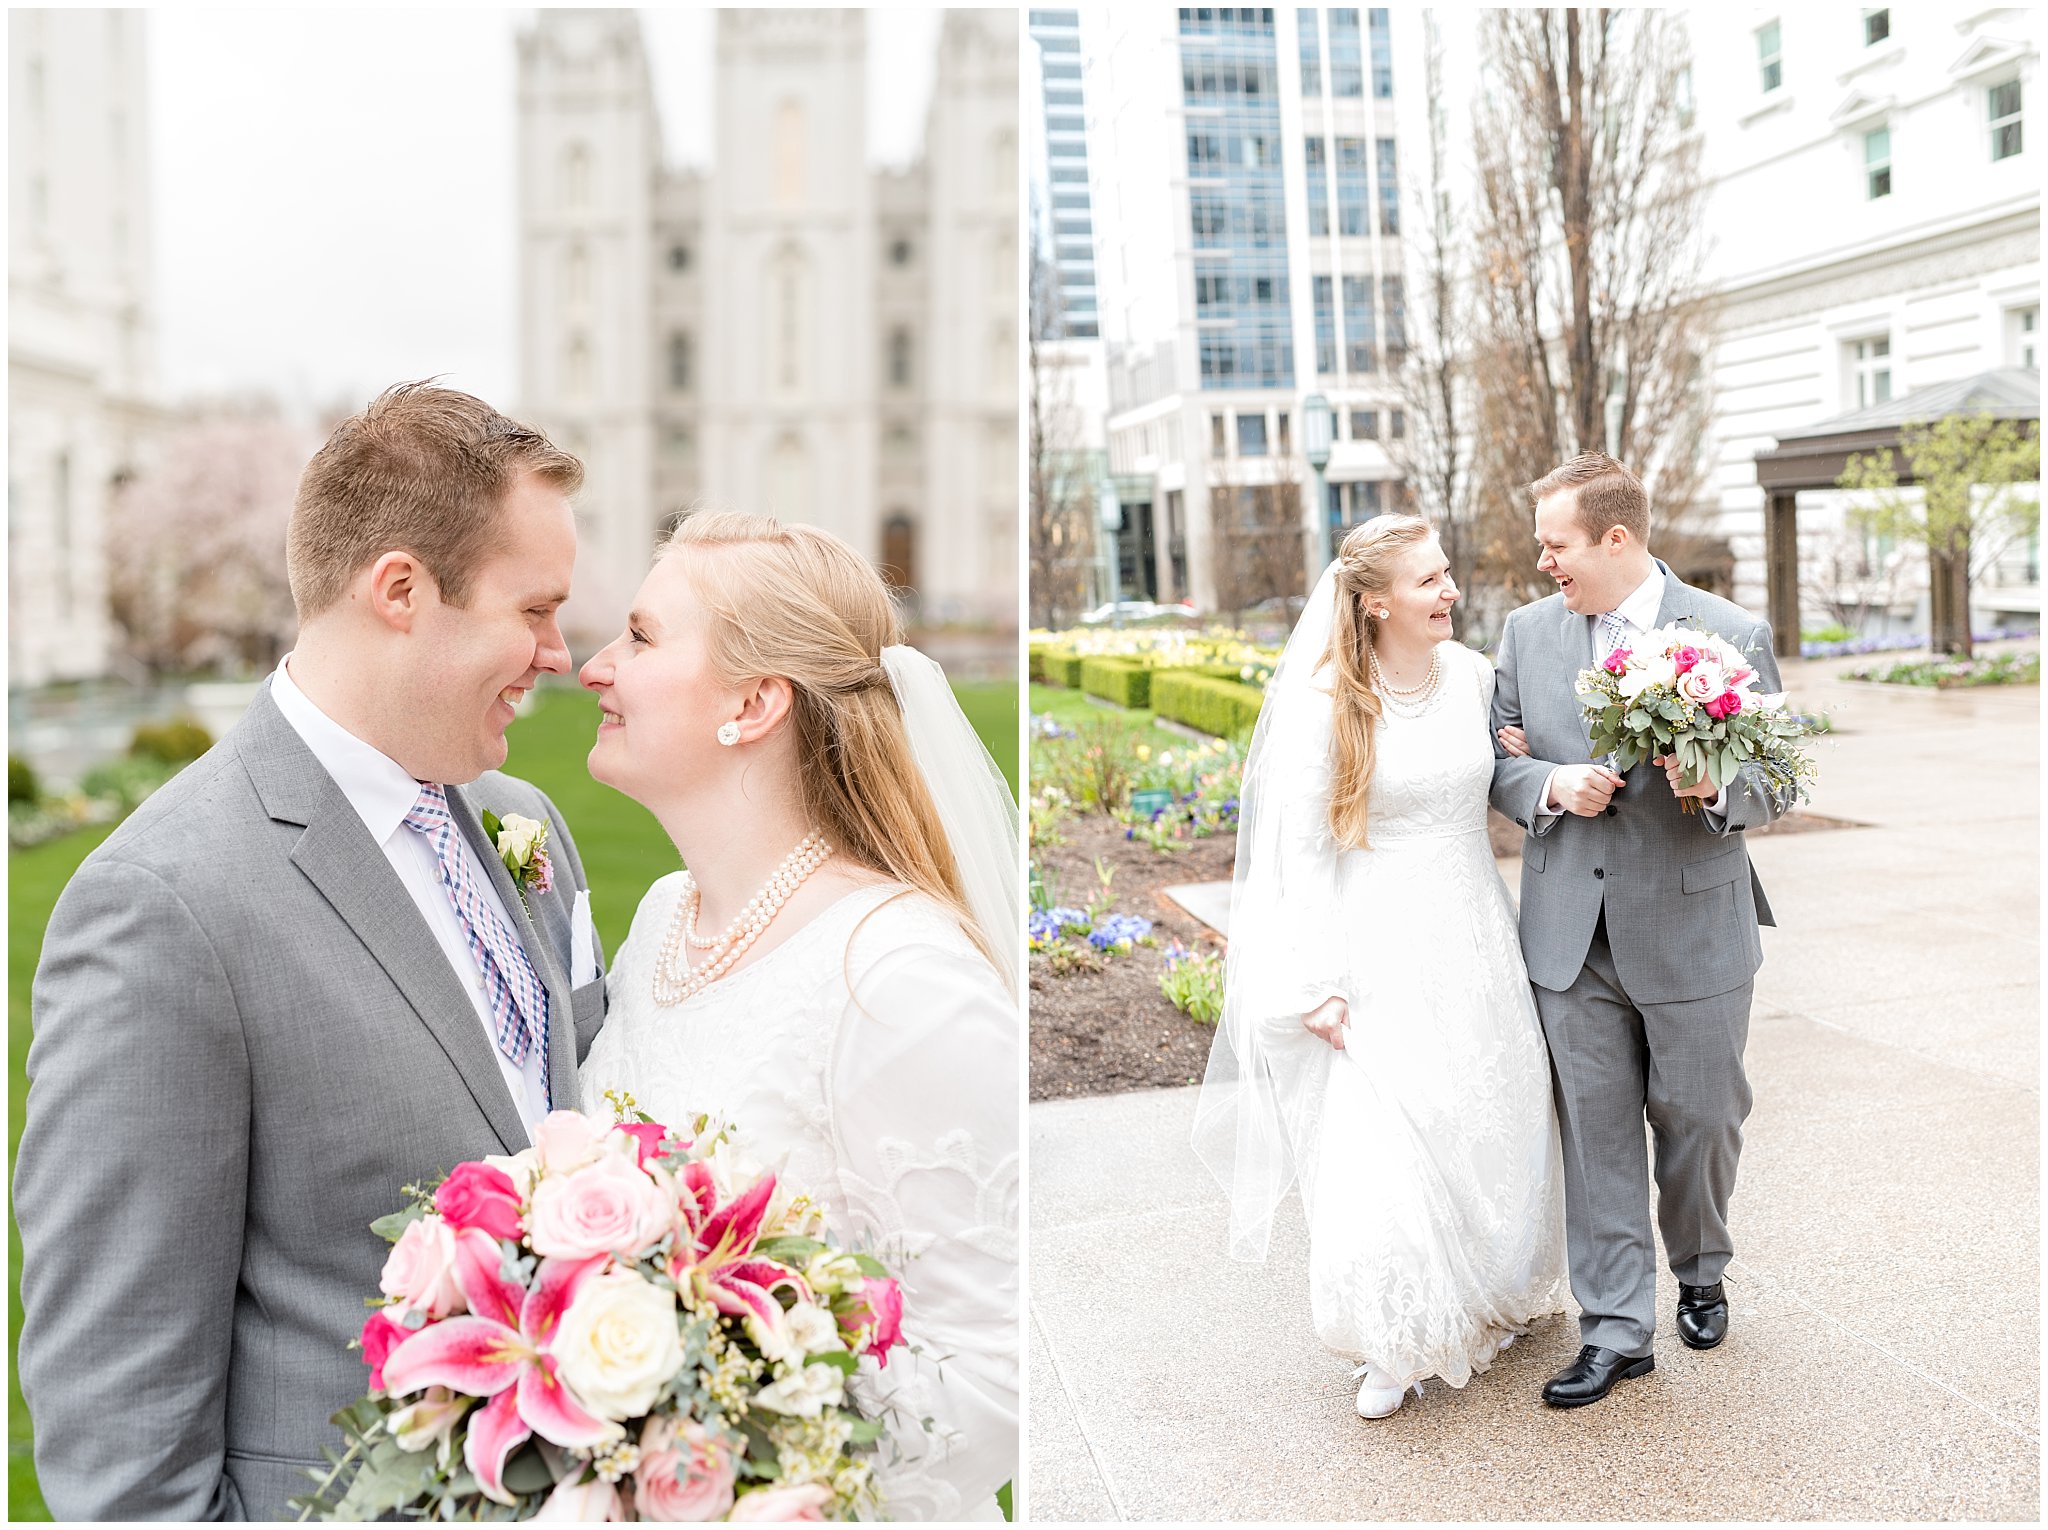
[6,679,1015,1521]
[1030,681,1188,745]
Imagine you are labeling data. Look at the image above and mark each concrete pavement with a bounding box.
[1027,655,2039,1521]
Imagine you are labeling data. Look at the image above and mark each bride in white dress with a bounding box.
[574,512,1019,1520]
[1192,515,1567,1419]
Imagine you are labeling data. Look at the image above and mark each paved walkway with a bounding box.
[1028,655,2039,1521]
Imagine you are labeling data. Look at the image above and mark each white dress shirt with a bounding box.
[271,657,548,1139]
[1536,565,1728,820]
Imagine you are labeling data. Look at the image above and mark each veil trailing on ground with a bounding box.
[881,644,1023,999]
[1190,560,1359,1262]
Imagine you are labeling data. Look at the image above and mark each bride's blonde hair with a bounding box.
[1322,514,1434,852]
[657,511,997,971]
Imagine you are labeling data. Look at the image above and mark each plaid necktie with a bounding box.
[1598,609,1632,658]
[403,783,550,1096]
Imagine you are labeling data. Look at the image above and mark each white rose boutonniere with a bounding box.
[482,809,553,912]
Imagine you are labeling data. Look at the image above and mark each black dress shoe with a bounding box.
[1677,1281,1728,1349]
[1541,1344,1654,1408]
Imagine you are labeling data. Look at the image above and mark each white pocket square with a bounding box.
[570,889,600,986]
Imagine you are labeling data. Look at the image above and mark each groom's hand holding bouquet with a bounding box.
[296,1105,907,1522]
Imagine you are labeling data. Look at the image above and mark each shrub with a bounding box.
[128,716,214,764]
[1152,671,1266,740]
[8,753,39,804]
[82,756,177,814]
[1081,656,1151,709]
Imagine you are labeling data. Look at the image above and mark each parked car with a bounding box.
[1078,599,1199,626]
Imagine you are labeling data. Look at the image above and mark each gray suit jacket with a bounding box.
[15,684,608,1521]
[1488,565,1783,1004]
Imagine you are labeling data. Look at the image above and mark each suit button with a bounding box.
[1516,818,1528,829]
[1605,804,1618,817]
[1593,868,1605,879]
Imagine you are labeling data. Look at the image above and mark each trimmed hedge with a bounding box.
[1080,656,1151,709]
[1152,670,1266,740]
[1043,651,1084,688]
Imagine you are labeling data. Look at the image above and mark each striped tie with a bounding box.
[1598,610,1632,658]
[403,783,550,1097]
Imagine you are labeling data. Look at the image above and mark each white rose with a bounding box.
[496,812,546,866]
[551,1271,685,1421]
[1616,667,1656,701]
[754,1360,846,1418]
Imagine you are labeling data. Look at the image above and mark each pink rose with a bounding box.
[729,1483,835,1522]
[378,1216,466,1324]
[1672,644,1701,674]
[360,1311,408,1390]
[1679,669,1718,703]
[837,1276,905,1367]
[532,1472,624,1521]
[434,1161,524,1241]
[529,1150,675,1260]
[1705,691,1742,720]
[613,1121,671,1169]
[634,1417,737,1521]
[1602,647,1632,675]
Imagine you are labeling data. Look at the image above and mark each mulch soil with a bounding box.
[1029,804,1846,1102]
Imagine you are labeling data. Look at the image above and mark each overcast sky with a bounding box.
[144,7,944,418]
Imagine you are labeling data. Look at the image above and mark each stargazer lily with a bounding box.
[379,1229,618,1504]
[671,1170,811,1328]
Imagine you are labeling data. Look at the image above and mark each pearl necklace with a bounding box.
[1367,641,1445,717]
[652,830,834,1006]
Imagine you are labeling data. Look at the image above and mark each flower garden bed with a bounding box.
[1029,811,1236,1101]
[1843,650,2040,688]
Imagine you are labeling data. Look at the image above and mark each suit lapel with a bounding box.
[1560,603,1600,760]
[448,783,575,1115]
[1652,559,1700,632]
[236,692,530,1155]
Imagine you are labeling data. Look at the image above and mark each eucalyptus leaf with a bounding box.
[808,1349,859,1375]
[500,1442,557,1495]
[370,1204,428,1244]
[754,1235,826,1265]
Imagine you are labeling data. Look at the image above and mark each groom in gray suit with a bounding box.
[16,383,608,1518]
[1489,452,1784,1408]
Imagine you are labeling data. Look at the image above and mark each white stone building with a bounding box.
[8,9,162,688]
[516,8,1019,645]
[1693,4,2039,634]
[1083,6,1422,614]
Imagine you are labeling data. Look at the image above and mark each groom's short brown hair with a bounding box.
[286,381,583,619]
[1527,452,1650,546]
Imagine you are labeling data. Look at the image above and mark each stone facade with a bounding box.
[517,8,1019,645]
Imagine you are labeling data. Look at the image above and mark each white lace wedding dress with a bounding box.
[580,878,1018,1521]
[1198,639,1568,1390]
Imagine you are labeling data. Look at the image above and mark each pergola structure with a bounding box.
[1751,368,2040,656]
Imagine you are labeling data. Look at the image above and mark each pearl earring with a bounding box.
[716,721,740,747]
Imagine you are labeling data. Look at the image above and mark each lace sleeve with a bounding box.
[826,905,1019,1521]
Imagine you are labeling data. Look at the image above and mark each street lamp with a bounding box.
[1302,392,1335,591]
[1098,479,1123,628]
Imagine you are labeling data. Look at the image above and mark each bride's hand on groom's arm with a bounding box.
[1495,725,1529,757]
[1302,994,1349,1051]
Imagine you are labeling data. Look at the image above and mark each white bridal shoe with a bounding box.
[1353,1364,1409,1419]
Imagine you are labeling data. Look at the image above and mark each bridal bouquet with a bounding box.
[1576,624,1818,813]
[294,1105,905,1522]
